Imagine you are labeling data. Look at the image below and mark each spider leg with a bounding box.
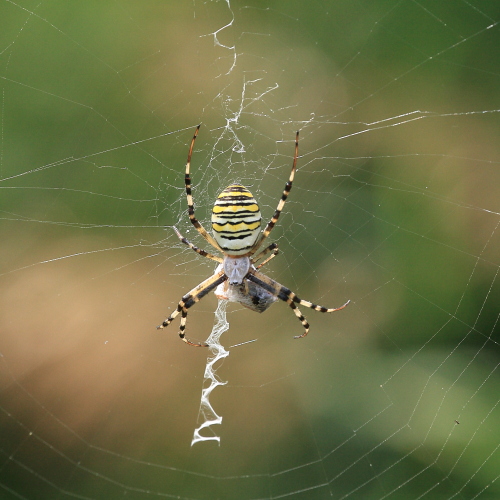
[255,246,279,270]
[252,242,278,265]
[157,269,228,346]
[250,131,299,255]
[184,125,222,251]
[173,226,222,263]
[247,270,349,339]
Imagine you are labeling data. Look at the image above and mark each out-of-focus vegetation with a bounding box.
[1,1,499,499]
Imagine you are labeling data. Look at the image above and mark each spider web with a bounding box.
[1,0,499,499]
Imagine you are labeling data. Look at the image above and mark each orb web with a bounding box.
[0,1,499,499]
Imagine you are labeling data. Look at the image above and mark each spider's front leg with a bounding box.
[247,270,349,339]
[157,270,227,346]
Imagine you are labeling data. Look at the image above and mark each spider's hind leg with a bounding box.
[250,131,299,255]
[184,126,222,251]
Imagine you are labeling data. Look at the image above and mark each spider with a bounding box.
[157,125,349,346]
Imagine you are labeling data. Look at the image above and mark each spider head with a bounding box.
[223,255,251,285]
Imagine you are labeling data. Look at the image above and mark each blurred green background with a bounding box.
[1,1,499,499]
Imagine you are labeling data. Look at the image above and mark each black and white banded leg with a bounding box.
[157,270,228,346]
[173,226,222,263]
[184,125,222,251]
[250,131,299,254]
[247,270,350,339]
[252,242,278,267]
[255,246,279,270]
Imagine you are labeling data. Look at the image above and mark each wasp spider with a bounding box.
[158,126,349,346]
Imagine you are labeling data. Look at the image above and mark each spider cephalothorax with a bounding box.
[157,126,349,346]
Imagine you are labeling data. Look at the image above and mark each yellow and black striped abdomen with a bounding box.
[211,184,262,255]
